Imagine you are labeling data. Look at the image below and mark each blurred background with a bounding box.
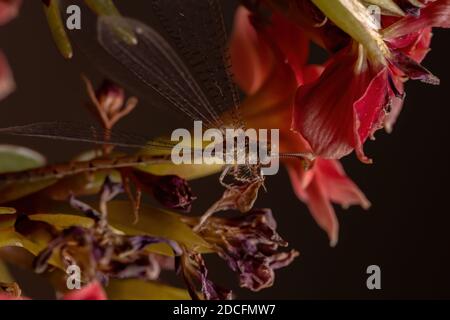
[0,0,449,299]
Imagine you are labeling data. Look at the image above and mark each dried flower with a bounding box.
[83,76,138,131]
[33,178,181,285]
[129,170,196,212]
[196,179,263,229]
[187,208,299,292]
[177,248,233,300]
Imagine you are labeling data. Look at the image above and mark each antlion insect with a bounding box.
[0,0,313,224]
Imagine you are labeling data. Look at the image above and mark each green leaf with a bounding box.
[0,145,46,174]
[43,0,73,59]
[84,0,120,16]
[138,138,223,180]
[106,279,190,300]
[84,0,137,45]
[0,145,57,204]
[0,208,16,215]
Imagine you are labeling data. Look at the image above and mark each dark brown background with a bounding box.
[0,0,449,299]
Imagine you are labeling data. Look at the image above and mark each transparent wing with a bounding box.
[151,0,243,126]
[0,121,176,151]
[97,3,242,130]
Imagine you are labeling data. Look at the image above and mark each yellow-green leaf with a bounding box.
[0,215,16,230]
[107,201,212,255]
[0,145,46,174]
[84,0,120,16]
[138,137,223,180]
[0,229,62,269]
[0,260,13,283]
[0,145,56,204]
[312,0,390,64]
[106,279,190,300]
[43,0,73,59]
[0,208,15,215]
[29,214,94,229]
[85,0,137,45]
[0,178,57,204]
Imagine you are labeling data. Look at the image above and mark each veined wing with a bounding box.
[151,0,242,127]
[0,121,315,181]
[97,1,242,130]
[0,121,176,151]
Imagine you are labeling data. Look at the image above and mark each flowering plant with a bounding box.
[0,0,448,300]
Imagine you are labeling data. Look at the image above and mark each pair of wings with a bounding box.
[1,0,242,152]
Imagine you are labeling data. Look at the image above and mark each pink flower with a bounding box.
[231,6,370,245]
[0,0,21,100]
[0,51,14,100]
[293,44,389,163]
[0,0,21,26]
[271,0,449,162]
[62,282,107,300]
[285,158,370,246]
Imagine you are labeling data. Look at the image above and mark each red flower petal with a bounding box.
[384,75,405,133]
[230,6,274,95]
[293,45,389,163]
[231,8,369,245]
[286,160,338,246]
[315,159,370,210]
[0,0,21,26]
[264,12,310,85]
[230,6,310,94]
[0,293,26,300]
[286,158,370,246]
[0,50,15,100]
[63,282,107,300]
[386,28,433,63]
[353,68,389,163]
[383,0,450,38]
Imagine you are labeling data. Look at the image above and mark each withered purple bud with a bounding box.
[178,248,233,300]
[153,175,196,211]
[132,170,196,212]
[188,209,299,292]
[95,79,125,116]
